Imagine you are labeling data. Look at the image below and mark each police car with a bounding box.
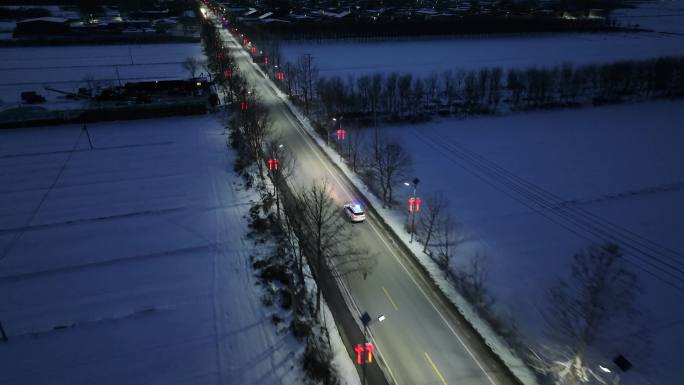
[343,202,366,223]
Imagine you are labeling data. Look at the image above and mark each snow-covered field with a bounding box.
[280,0,684,80]
[0,115,310,385]
[614,0,684,34]
[280,31,684,78]
[364,100,684,385]
[0,43,204,106]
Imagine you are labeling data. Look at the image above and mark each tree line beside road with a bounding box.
[278,55,684,126]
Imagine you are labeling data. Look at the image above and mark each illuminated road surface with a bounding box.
[213,15,519,385]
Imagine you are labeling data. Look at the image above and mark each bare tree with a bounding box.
[397,74,412,117]
[533,243,641,385]
[297,54,318,115]
[425,71,439,108]
[420,192,448,253]
[442,69,455,113]
[369,73,383,126]
[296,179,374,315]
[237,90,272,179]
[454,252,492,309]
[373,140,412,207]
[346,126,366,173]
[265,139,297,222]
[435,213,459,274]
[384,72,399,117]
[182,56,200,79]
[489,67,502,110]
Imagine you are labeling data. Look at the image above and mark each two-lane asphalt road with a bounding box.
[211,13,519,385]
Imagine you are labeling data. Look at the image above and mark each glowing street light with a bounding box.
[406,178,420,243]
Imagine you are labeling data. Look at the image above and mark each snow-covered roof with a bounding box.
[258,12,273,20]
[415,8,439,16]
[17,17,69,24]
[332,10,351,18]
[243,8,257,16]
[315,10,351,18]
[260,18,291,24]
[290,14,313,20]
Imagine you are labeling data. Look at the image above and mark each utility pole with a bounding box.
[0,320,8,342]
[360,312,372,385]
[114,65,122,87]
[83,121,94,150]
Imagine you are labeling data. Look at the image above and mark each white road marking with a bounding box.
[217,16,499,385]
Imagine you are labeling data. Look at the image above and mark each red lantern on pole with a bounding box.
[240,101,248,111]
[414,197,421,212]
[336,128,346,141]
[365,343,374,363]
[354,344,364,365]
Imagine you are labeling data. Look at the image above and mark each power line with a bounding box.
[410,129,684,294]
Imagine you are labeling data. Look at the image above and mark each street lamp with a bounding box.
[407,178,420,243]
[331,116,343,147]
[330,117,336,147]
[359,312,386,385]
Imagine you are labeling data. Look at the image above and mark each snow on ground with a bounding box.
[0,115,307,385]
[0,5,80,20]
[0,43,205,106]
[613,0,684,34]
[365,100,684,385]
[280,31,684,78]
[0,21,15,32]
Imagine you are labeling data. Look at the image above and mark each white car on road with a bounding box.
[343,202,366,223]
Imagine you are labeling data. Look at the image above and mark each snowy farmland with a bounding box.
[0,115,308,385]
[613,0,684,34]
[279,1,684,79]
[0,43,205,106]
[367,100,684,385]
[281,31,684,78]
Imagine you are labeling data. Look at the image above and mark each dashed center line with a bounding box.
[382,286,399,311]
[424,351,449,385]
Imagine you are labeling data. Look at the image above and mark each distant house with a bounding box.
[14,17,70,36]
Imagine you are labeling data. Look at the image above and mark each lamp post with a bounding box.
[331,116,343,147]
[330,117,336,147]
[406,178,420,243]
[359,312,385,385]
